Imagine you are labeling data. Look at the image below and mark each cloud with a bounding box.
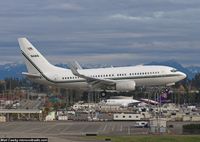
[153,11,165,18]
[109,14,153,21]
[0,56,22,65]
[46,53,140,65]
[109,11,166,22]
[0,0,200,67]
[43,3,83,11]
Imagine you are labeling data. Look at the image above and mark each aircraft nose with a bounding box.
[180,72,187,79]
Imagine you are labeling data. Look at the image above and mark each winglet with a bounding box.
[68,61,82,77]
[73,61,82,70]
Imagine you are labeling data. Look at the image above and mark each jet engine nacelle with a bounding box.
[115,80,136,91]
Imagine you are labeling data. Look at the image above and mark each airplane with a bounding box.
[18,38,187,96]
[101,98,140,107]
[140,98,159,105]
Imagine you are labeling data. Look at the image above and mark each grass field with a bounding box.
[92,135,200,142]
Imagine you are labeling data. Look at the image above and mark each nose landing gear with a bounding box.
[100,91,107,98]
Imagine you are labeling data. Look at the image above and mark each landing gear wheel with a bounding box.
[100,91,107,98]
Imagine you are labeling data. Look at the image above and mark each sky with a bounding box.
[0,0,200,66]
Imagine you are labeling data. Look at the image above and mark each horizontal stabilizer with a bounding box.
[22,72,41,78]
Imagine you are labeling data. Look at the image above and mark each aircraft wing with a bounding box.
[68,62,116,89]
[84,76,116,89]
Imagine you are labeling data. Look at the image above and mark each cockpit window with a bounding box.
[170,69,177,72]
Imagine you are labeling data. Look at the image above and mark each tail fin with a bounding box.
[18,38,53,74]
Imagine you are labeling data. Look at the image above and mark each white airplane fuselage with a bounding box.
[18,38,187,91]
[103,99,140,107]
[31,65,186,90]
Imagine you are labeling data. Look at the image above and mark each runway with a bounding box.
[1,121,196,142]
[0,121,148,142]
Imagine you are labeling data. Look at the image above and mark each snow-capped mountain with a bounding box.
[0,63,26,79]
[145,60,196,79]
[186,66,200,75]
[0,60,199,80]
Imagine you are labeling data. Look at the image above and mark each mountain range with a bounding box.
[0,60,199,80]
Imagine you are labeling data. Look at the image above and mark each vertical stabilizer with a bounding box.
[18,38,53,74]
